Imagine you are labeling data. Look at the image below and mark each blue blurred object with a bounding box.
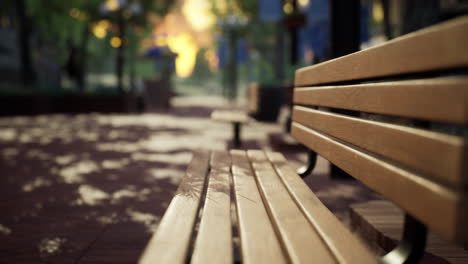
[144,46,177,75]
[299,0,330,61]
[259,0,283,22]
[145,46,163,57]
[217,36,228,68]
[360,3,370,43]
[299,0,370,62]
[237,38,249,64]
[307,0,329,27]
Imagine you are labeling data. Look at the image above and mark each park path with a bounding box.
[0,96,377,263]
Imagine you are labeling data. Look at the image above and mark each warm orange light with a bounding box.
[204,49,219,72]
[155,37,167,47]
[98,20,111,28]
[182,0,215,31]
[167,33,198,78]
[105,0,120,11]
[283,3,293,14]
[93,26,107,39]
[373,1,384,22]
[93,20,111,39]
[298,0,310,7]
[110,37,122,48]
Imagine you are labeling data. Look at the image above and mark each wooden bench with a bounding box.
[139,17,468,263]
[139,150,375,263]
[211,110,249,148]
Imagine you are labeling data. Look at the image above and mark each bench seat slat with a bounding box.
[191,151,233,264]
[293,106,467,187]
[211,110,249,124]
[294,77,468,124]
[230,150,287,264]
[266,152,375,264]
[247,150,337,263]
[295,16,468,87]
[291,123,468,246]
[139,150,211,264]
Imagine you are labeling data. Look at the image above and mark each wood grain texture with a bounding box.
[230,150,287,264]
[291,123,468,247]
[293,77,468,124]
[247,150,337,263]
[139,150,210,264]
[191,151,233,264]
[293,106,467,187]
[295,16,468,87]
[266,152,376,264]
[211,110,249,124]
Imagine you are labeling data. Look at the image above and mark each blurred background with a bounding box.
[0,0,425,114]
[2,0,468,263]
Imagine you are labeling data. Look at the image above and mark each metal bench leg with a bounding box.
[379,213,427,264]
[233,122,241,148]
[297,150,317,178]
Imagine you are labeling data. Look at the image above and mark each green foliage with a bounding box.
[234,0,257,19]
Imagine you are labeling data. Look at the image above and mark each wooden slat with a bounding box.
[139,150,210,264]
[266,152,375,264]
[294,77,468,125]
[248,83,259,115]
[293,106,467,186]
[211,110,249,124]
[295,16,468,87]
[191,151,233,264]
[230,150,287,264]
[291,123,468,247]
[247,150,337,263]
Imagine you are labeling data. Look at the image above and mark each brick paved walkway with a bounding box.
[0,96,379,263]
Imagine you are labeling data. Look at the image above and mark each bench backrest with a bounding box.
[292,16,468,248]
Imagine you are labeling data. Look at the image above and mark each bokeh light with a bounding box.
[373,1,384,23]
[92,20,110,39]
[299,0,310,7]
[110,37,122,48]
[167,33,198,78]
[182,0,216,32]
[105,0,120,12]
[283,3,293,14]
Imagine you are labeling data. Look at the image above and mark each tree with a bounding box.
[99,0,175,93]
[27,0,175,92]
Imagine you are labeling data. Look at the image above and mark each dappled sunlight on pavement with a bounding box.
[0,96,288,262]
[0,96,378,263]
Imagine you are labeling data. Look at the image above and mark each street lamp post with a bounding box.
[219,15,247,100]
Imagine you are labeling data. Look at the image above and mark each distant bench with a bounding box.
[211,110,249,148]
[139,16,468,263]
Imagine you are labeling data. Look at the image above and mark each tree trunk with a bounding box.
[116,12,126,93]
[382,0,393,39]
[78,23,90,92]
[401,0,440,35]
[274,21,285,82]
[15,0,35,87]
[227,28,238,99]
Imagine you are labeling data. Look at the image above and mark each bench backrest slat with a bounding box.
[294,77,468,125]
[292,16,468,248]
[295,16,468,87]
[293,106,466,187]
[230,150,287,263]
[191,151,233,263]
[292,123,465,244]
[139,150,211,264]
